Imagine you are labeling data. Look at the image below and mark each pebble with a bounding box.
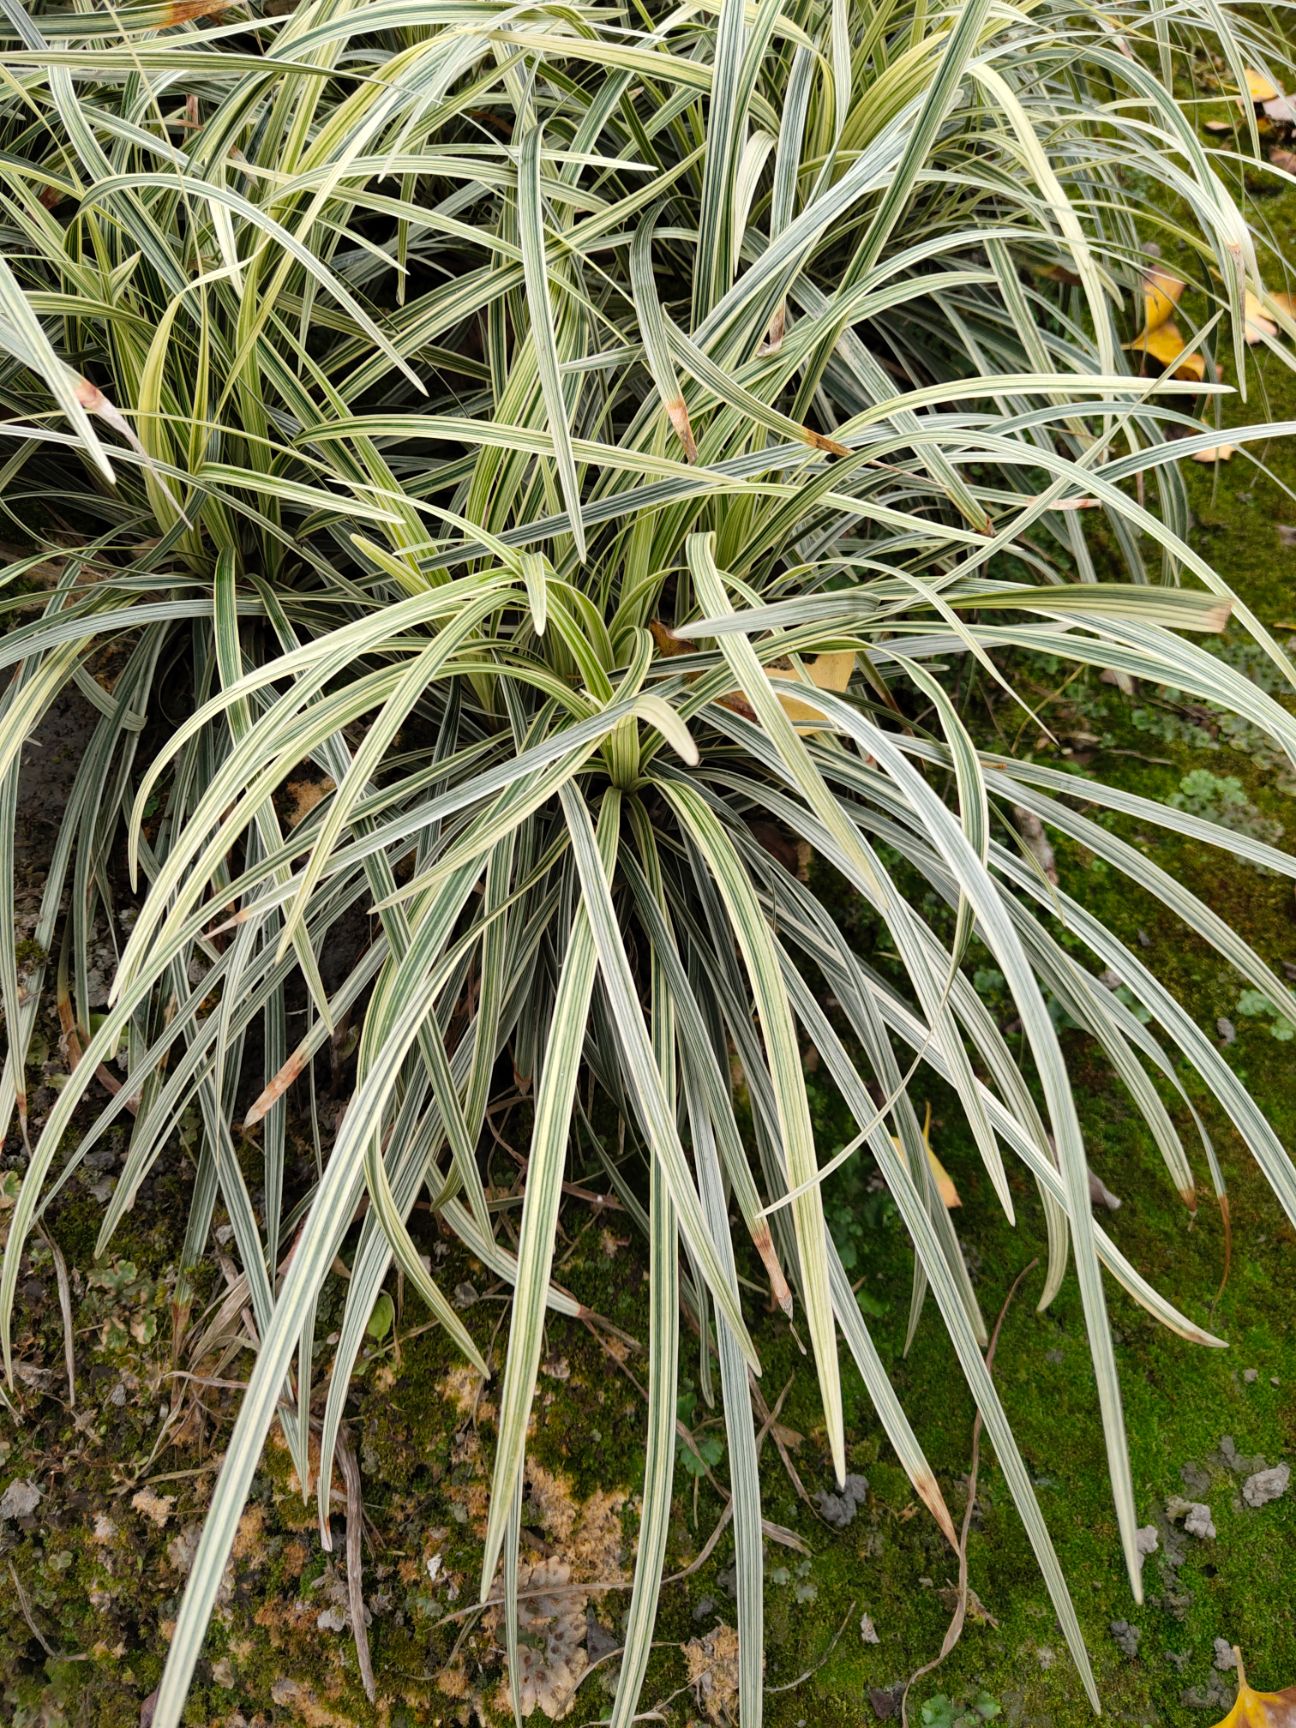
[1242,1463,1290,1508]
[1135,1525,1159,1557]
[1184,1503,1217,1540]
[1166,1495,1216,1540]
[1110,1619,1142,1658]
[1243,1368,1259,1383]
[815,1472,869,1530]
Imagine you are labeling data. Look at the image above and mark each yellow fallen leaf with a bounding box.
[1245,288,1278,345]
[766,649,856,729]
[1244,68,1281,105]
[1192,443,1235,464]
[1125,320,1207,382]
[1272,291,1296,319]
[1209,1649,1296,1727]
[892,1102,962,1209]
[1141,267,1186,333]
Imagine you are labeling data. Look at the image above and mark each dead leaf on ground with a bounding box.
[1193,443,1236,464]
[649,619,690,658]
[1244,289,1278,345]
[893,1101,962,1208]
[1126,321,1207,383]
[718,649,857,733]
[1271,149,1296,177]
[1243,68,1281,106]
[1141,266,1186,333]
[766,649,856,729]
[1209,1649,1296,1727]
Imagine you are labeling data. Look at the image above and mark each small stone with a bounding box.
[1135,1525,1159,1557]
[0,1478,41,1520]
[1243,1368,1259,1384]
[1242,1463,1289,1508]
[1185,1503,1215,1540]
[859,1613,880,1645]
[816,1491,853,1528]
[1167,1495,1216,1539]
[1110,1619,1141,1658]
[452,1281,479,1310]
[1214,1640,1238,1672]
[816,1472,867,1529]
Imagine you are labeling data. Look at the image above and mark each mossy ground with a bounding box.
[5,104,1296,1728]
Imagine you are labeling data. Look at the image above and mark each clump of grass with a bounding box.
[0,1,1294,1722]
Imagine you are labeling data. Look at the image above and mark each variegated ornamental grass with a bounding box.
[0,0,1294,1720]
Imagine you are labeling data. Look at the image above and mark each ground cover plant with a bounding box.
[1,0,1295,1721]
